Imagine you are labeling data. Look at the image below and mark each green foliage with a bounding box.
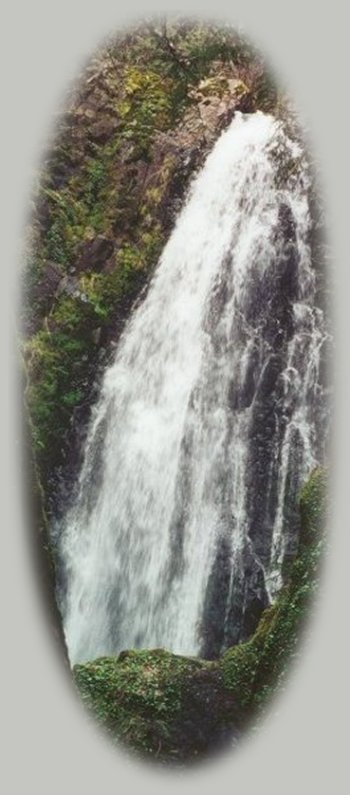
[83,158,109,211]
[23,224,163,476]
[24,320,89,456]
[172,22,254,78]
[42,187,92,265]
[118,67,176,156]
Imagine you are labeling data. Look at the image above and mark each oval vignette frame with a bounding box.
[5,0,344,792]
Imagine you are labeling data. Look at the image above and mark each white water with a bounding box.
[58,113,328,665]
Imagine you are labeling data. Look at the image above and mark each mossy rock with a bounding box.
[74,649,242,763]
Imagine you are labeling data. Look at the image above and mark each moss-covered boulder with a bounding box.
[73,468,326,765]
[74,649,242,764]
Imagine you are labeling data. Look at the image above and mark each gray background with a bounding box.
[2,0,348,791]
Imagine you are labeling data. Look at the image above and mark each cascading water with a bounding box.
[57,112,329,665]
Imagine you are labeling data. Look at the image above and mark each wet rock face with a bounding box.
[200,535,269,659]
[199,187,319,655]
[200,535,232,659]
[243,206,301,565]
[243,205,299,348]
[225,552,269,646]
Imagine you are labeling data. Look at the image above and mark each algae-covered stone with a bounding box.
[74,648,242,763]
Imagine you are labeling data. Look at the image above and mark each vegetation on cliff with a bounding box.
[21,20,281,511]
[73,468,326,765]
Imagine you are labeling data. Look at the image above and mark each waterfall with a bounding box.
[57,112,328,665]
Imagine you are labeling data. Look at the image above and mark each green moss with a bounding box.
[24,326,88,455]
[74,649,210,759]
[299,466,327,546]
